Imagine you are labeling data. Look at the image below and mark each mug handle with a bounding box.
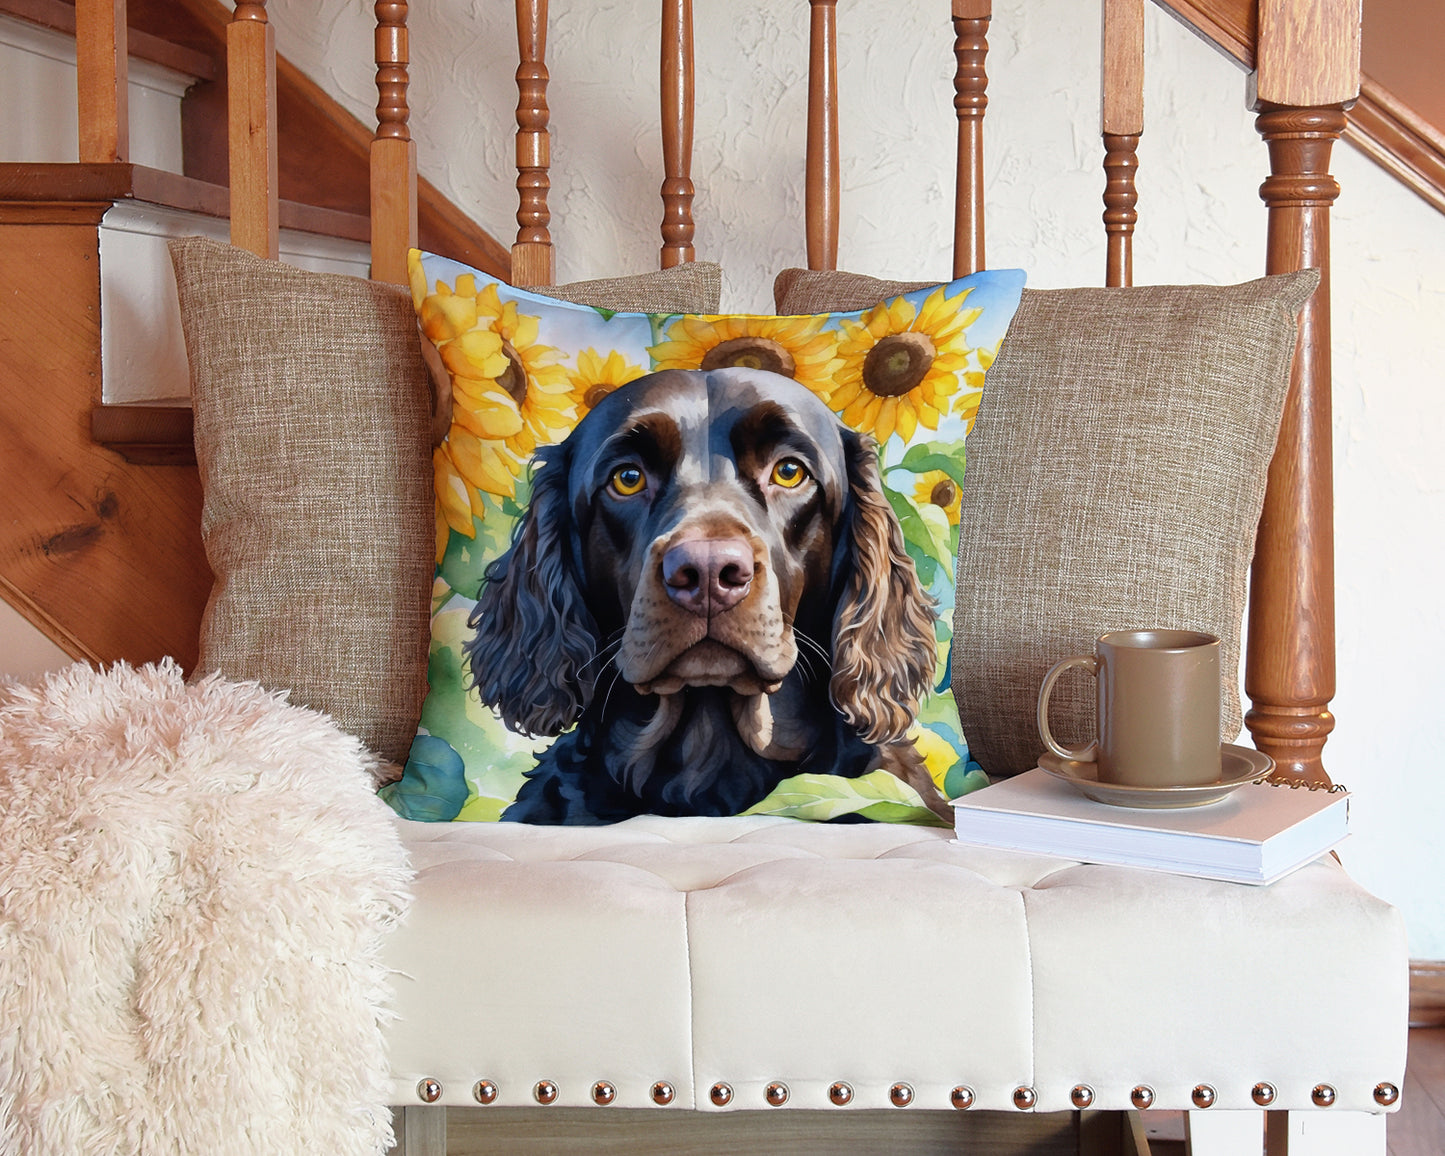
[1037,655,1099,762]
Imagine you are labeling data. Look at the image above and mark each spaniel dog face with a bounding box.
[465,367,945,823]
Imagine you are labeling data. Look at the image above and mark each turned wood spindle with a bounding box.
[513,0,554,286]
[75,0,128,163]
[952,0,991,278]
[806,0,839,271]
[371,1,418,285]
[1246,104,1346,786]
[228,0,279,259]
[1244,0,1358,786]
[660,0,696,268]
[1101,0,1143,287]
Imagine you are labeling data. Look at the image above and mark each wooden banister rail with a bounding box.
[371,0,418,285]
[1245,0,1360,787]
[659,0,696,268]
[951,0,990,278]
[805,0,839,271]
[512,0,553,285]
[228,0,279,259]
[1101,0,1143,287]
[75,0,128,163]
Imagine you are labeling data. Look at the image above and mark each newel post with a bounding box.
[227,1,279,259]
[1245,0,1361,786]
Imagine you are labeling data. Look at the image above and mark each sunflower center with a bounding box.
[929,478,958,509]
[862,332,937,397]
[583,382,615,411]
[496,340,529,407]
[700,337,797,377]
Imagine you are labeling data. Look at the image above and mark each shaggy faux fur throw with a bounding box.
[0,661,412,1156]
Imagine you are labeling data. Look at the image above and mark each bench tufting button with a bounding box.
[592,1081,616,1106]
[416,1078,442,1104]
[1374,1082,1400,1107]
[765,1082,789,1106]
[889,1083,914,1107]
[950,1085,975,1110]
[651,1081,675,1106]
[1070,1085,1094,1109]
[828,1082,854,1106]
[710,1082,733,1107]
[1130,1085,1155,1110]
[534,1080,558,1105]
[472,1079,498,1105]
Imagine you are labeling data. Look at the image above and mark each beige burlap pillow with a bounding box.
[171,237,721,764]
[776,267,1317,777]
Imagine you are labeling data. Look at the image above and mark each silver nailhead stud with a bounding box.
[651,1081,675,1106]
[1192,1084,1217,1109]
[1312,1084,1337,1108]
[828,1082,854,1106]
[1070,1085,1094,1109]
[1374,1082,1400,1107]
[1130,1085,1155,1110]
[765,1082,789,1107]
[592,1081,616,1106]
[417,1078,442,1103]
[472,1079,498,1105]
[534,1080,558,1105]
[950,1085,976,1110]
[1252,1082,1277,1106]
[1013,1086,1037,1110]
[889,1082,914,1107]
[710,1082,733,1107]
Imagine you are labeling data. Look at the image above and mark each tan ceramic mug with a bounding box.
[1036,629,1222,788]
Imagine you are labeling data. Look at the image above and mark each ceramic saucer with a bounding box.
[1037,744,1275,809]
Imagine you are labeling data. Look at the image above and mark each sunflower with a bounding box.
[648,313,841,393]
[470,283,577,456]
[951,339,999,433]
[819,287,983,446]
[566,348,647,420]
[912,469,963,525]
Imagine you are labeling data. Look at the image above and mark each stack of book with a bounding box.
[950,768,1350,885]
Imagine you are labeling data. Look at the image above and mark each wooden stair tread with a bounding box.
[0,162,371,241]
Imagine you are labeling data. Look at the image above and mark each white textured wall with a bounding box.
[4,0,1440,955]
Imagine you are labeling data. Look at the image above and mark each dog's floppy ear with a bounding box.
[829,432,939,744]
[464,443,598,736]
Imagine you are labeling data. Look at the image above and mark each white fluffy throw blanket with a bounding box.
[0,661,412,1155]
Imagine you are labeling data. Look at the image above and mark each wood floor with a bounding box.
[1389,1027,1445,1156]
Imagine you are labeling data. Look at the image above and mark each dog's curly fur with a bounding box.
[465,367,946,823]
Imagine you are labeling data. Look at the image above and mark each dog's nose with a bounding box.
[661,537,755,616]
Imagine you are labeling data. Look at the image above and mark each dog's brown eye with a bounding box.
[610,464,647,496]
[770,458,808,488]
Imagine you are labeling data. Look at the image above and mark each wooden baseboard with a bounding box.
[1411,961,1445,1027]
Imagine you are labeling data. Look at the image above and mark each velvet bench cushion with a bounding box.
[382,816,1407,1118]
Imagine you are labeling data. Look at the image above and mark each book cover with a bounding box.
[950,768,1350,885]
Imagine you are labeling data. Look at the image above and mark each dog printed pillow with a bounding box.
[383,250,1024,825]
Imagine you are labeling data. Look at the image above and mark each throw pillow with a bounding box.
[777,267,1319,777]
[170,237,721,765]
[384,250,1026,824]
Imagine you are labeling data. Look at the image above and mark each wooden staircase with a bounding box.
[0,0,505,671]
[0,0,1440,678]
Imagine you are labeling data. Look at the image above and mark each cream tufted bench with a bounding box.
[383,815,1407,1154]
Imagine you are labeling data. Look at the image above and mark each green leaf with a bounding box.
[883,487,953,572]
[741,770,948,826]
[888,440,969,488]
